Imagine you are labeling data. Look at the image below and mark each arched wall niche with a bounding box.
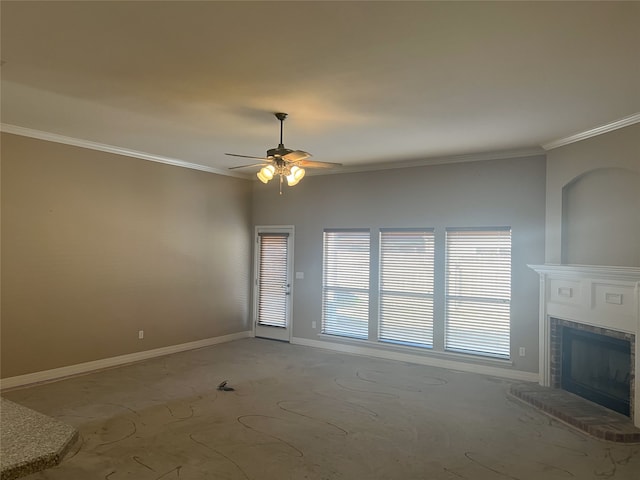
[561,167,640,266]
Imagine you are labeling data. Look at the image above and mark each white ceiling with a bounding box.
[2,1,639,176]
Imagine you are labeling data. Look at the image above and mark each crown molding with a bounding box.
[542,113,640,151]
[0,123,248,179]
[4,114,637,177]
[3,123,545,178]
[316,146,545,176]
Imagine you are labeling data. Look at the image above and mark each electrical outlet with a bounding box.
[519,347,525,357]
[311,321,316,329]
[138,330,144,340]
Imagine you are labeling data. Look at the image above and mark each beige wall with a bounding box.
[252,155,547,373]
[1,133,253,378]
[4,123,636,381]
[545,123,640,265]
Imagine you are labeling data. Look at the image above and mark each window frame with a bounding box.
[378,228,435,348]
[321,229,371,340]
[444,227,512,359]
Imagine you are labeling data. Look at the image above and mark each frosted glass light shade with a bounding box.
[286,166,305,186]
[257,165,276,184]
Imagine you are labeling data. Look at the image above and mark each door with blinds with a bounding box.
[254,227,293,341]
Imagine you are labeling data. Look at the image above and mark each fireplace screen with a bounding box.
[561,327,631,416]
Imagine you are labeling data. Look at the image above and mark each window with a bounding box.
[445,228,511,359]
[379,229,434,347]
[322,230,370,339]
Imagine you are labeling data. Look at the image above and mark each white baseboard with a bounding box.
[1,332,538,390]
[291,337,539,383]
[0,331,252,390]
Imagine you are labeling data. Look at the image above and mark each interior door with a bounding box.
[254,226,293,341]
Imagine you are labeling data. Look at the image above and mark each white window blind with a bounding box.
[445,228,511,359]
[257,233,289,328]
[322,230,370,339]
[379,229,434,347]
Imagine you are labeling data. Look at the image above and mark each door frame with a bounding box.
[253,225,295,342]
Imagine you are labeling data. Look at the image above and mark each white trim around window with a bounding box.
[445,227,512,359]
[379,228,434,348]
[322,229,371,339]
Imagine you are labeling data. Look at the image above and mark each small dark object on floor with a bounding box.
[217,380,235,391]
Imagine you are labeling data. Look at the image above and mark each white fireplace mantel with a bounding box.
[529,264,640,427]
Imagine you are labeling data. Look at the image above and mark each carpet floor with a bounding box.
[3,338,640,479]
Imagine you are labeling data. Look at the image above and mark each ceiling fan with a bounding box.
[226,112,341,193]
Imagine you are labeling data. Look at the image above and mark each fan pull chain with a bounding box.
[279,174,283,195]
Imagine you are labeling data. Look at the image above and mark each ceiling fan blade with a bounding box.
[225,153,270,161]
[298,160,342,169]
[282,150,311,162]
[228,163,269,170]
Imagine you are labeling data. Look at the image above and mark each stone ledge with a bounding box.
[510,383,640,443]
[0,398,78,480]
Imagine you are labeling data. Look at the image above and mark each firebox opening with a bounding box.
[561,326,631,417]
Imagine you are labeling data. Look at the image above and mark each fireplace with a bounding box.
[549,317,635,418]
[561,324,631,416]
[529,264,640,428]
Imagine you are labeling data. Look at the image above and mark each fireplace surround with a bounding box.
[529,264,640,428]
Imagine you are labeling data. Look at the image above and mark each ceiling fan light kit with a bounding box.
[257,162,306,194]
[257,164,276,183]
[226,112,340,194]
[286,165,305,186]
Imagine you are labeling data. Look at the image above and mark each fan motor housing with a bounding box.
[267,147,293,158]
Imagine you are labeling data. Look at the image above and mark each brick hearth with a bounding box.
[510,383,640,443]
